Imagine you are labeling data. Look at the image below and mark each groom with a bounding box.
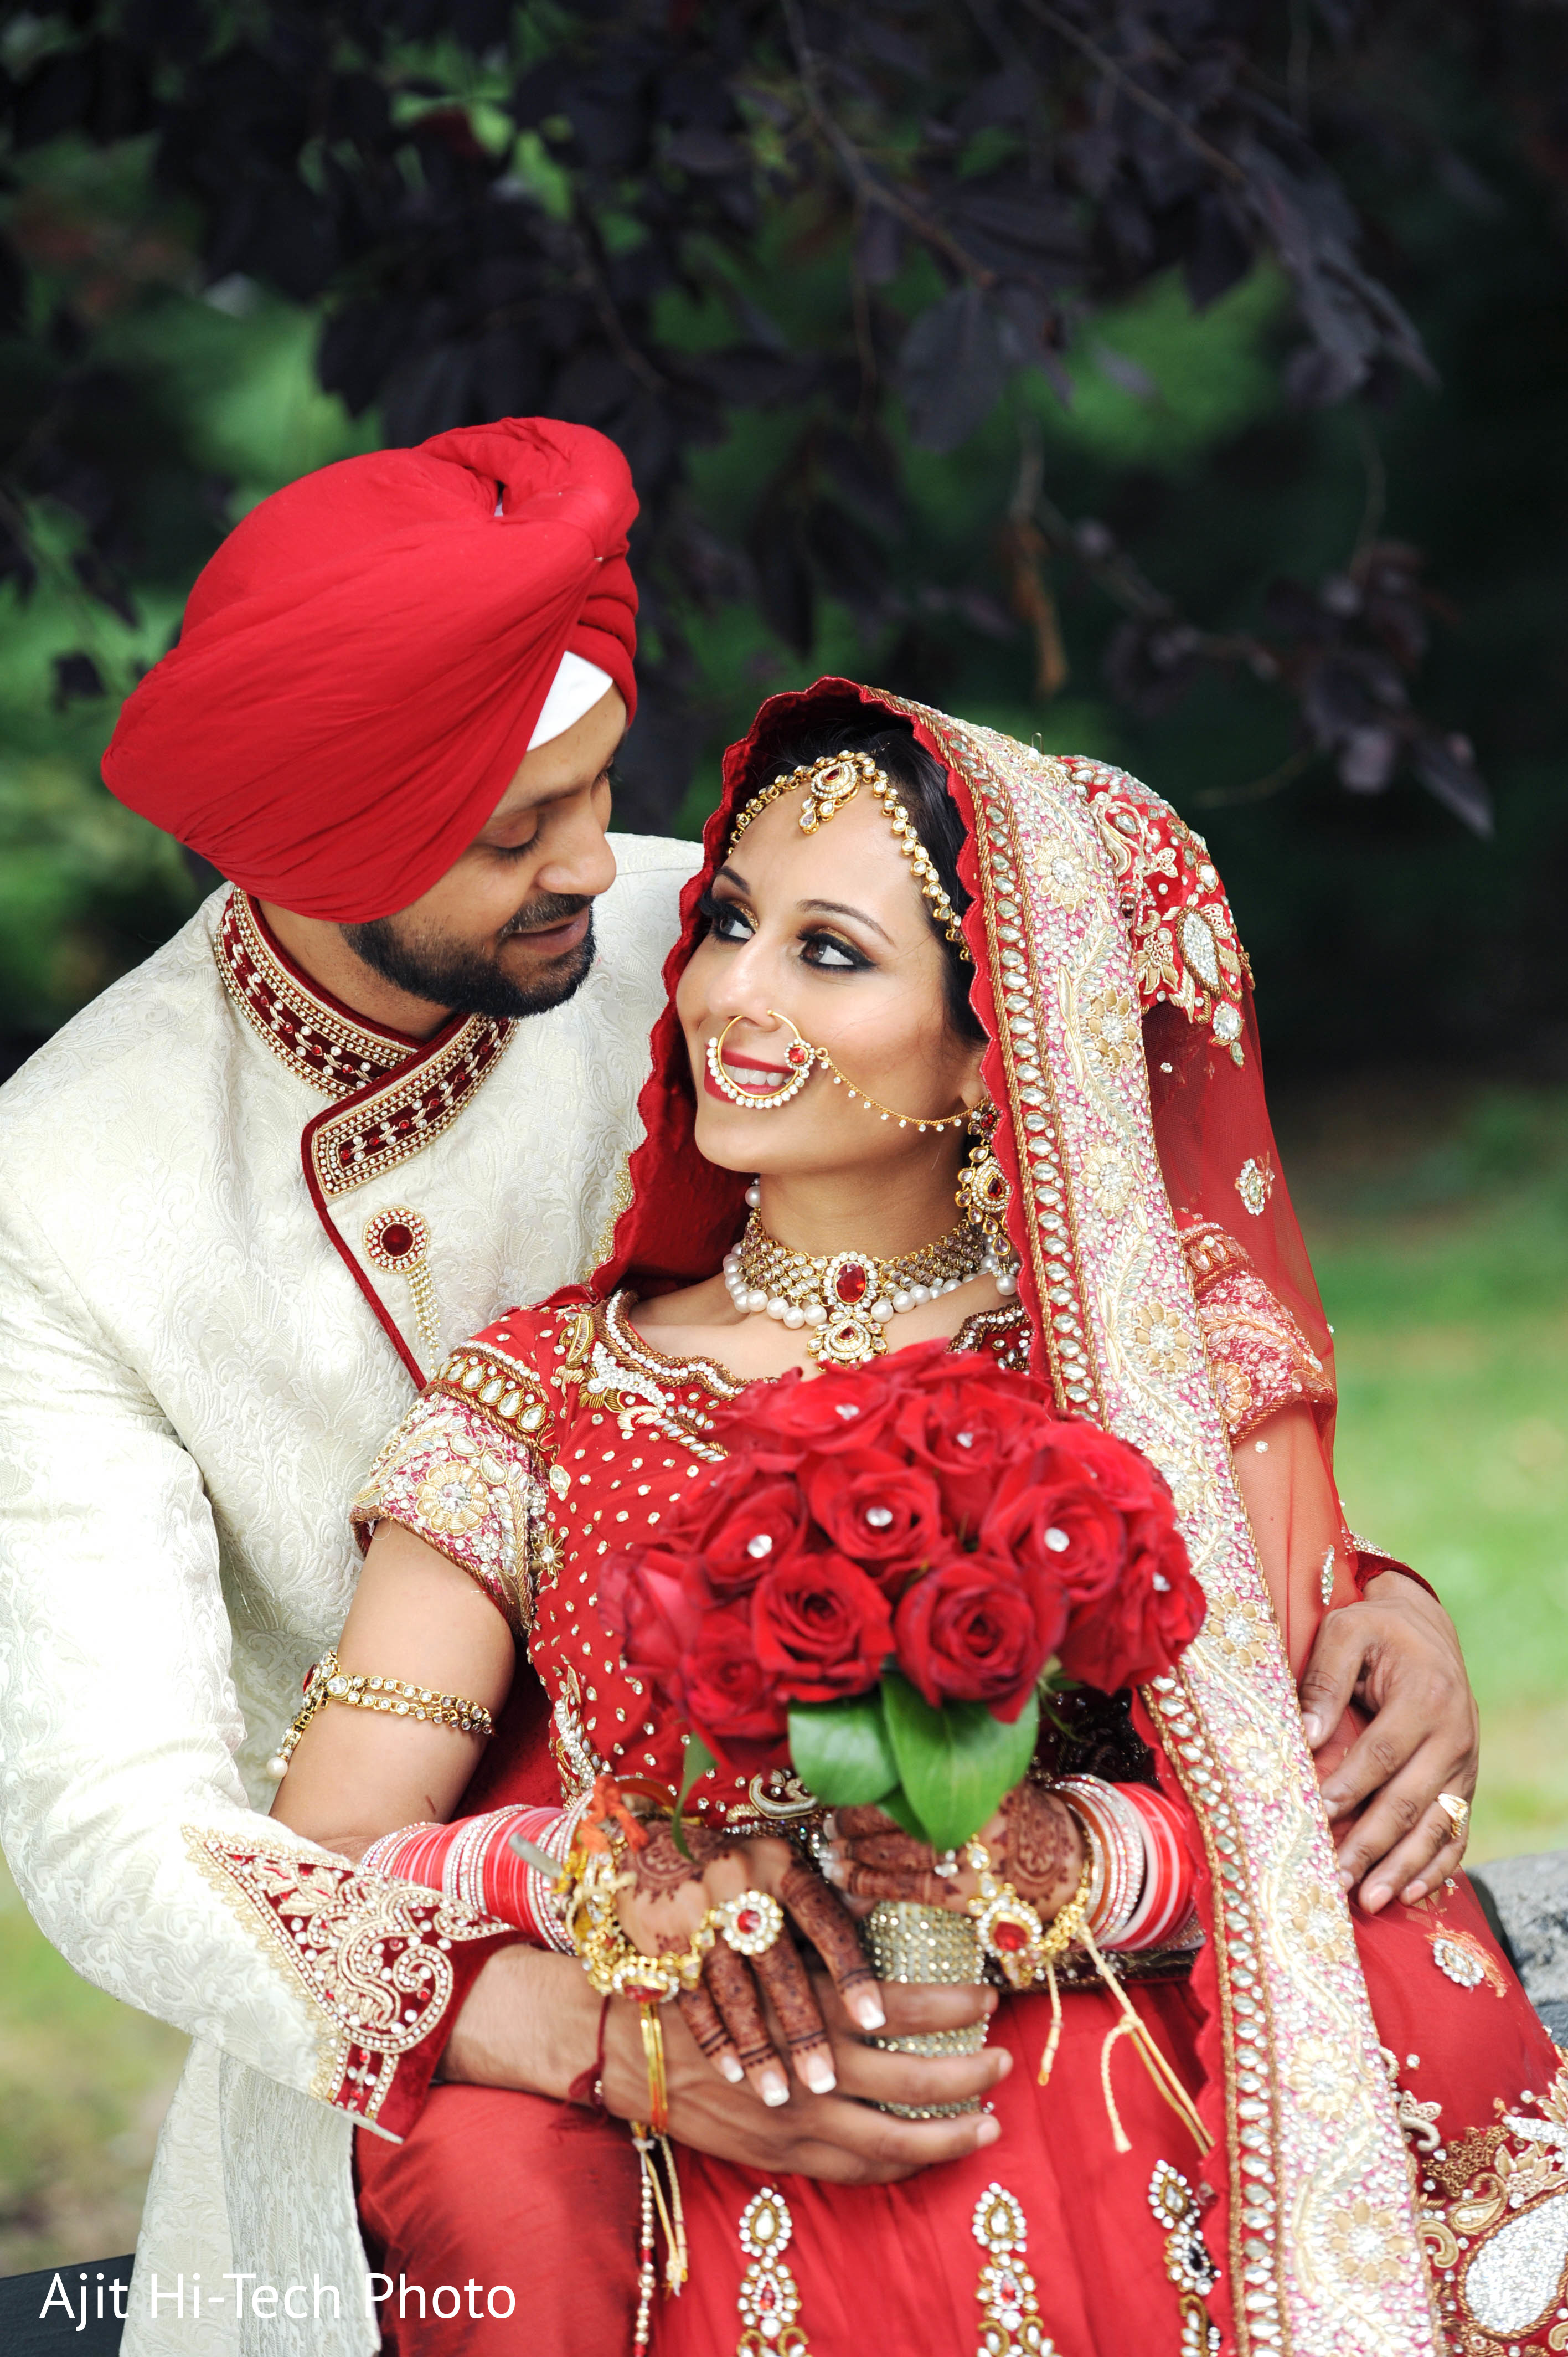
[0,419,1009,2357]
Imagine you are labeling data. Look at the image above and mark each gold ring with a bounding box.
[1436,1792,1470,1841]
[714,1890,784,1957]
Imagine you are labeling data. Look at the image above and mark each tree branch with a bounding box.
[1013,0,1246,187]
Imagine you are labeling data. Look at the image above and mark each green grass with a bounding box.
[2,1075,1566,2269]
[0,1858,186,2276]
[1282,1077,1568,1861]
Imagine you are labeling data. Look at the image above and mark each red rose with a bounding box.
[893,1373,1055,1530]
[1056,1499,1206,1691]
[801,1448,945,1585]
[893,1547,1062,1720]
[979,1456,1127,1604]
[1049,1418,1166,1512]
[738,1365,898,1455]
[678,1465,812,1598]
[606,1548,701,1702]
[750,1550,894,1705]
[683,1605,790,1749]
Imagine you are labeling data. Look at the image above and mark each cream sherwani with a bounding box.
[0,838,697,2355]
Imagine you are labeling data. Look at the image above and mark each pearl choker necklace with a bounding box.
[723,1210,1018,1369]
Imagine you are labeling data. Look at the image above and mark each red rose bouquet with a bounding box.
[604,1341,1205,1851]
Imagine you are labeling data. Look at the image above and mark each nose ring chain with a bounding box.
[705,1012,969,1134]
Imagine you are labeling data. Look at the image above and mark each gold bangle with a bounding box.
[268,1649,494,1779]
[638,2001,670,2135]
[560,1827,785,2000]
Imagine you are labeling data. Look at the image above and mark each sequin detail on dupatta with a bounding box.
[869,696,1438,2357]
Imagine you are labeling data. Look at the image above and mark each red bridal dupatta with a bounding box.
[359,678,1555,2356]
[590,680,1476,2357]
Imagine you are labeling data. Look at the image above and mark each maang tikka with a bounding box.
[726,749,973,962]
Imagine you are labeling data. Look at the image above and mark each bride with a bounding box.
[275,681,1561,2356]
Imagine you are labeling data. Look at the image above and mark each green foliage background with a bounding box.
[4,22,1568,2285]
[4,54,1568,1069]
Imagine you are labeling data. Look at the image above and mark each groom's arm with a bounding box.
[0,1196,506,2140]
[443,1944,1007,2182]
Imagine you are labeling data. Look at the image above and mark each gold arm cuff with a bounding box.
[267,1649,494,1780]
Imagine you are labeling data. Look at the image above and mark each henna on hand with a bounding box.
[677,1977,744,2081]
[837,1861,958,1907]
[997,1784,1080,1913]
[750,1929,832,2066]
[778,1860,881,2013]
[833,1805,907,1840]
[629,1820,730,1900]
[833,1830,937,1871]
[703,1939,782,2082]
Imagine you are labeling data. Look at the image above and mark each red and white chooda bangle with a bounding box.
[359,1798,589,1954]
[1055,1776,1195,1953]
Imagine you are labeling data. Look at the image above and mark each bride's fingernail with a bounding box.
[850,1990,886,2031]
[1302,1713,1323,1747]
[976,2114,1001,2147]
[1401,1880,1426,1903]
[719,2054,745,2083]
[822,1854,846,1887]
[760,2069,790,2108]
[801,2052,837,2094]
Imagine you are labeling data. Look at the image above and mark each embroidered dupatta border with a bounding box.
[876,699,1436,2357]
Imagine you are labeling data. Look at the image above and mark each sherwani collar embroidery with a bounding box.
[214,886,519,1386]
[215,887,427,1098]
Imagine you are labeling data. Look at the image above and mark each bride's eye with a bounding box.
[801,929,868,971]
[699,890,754,943]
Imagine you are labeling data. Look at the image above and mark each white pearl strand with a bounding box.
[723,1184,1019,1332]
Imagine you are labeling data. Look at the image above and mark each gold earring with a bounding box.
[956,1101,1013,1253]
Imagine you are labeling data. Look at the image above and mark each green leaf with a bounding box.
[880,1672,1040,1854]
[672,1733,716,1859]
[876,1783,924,1839]
[787,1692,898,1808]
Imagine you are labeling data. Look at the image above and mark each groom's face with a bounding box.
[341,687,626,1021]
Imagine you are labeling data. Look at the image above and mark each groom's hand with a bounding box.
[604,1971,1007,2184]
[1299,1568,1478,1913]
[444,1946,1007,2184]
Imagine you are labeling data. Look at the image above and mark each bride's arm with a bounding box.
[270,1521,515,1857]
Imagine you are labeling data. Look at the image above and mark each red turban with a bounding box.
[101,418,638,920]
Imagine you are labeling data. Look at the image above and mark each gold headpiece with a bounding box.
[727,750,972,961]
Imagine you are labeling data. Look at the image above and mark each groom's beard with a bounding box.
[341,892,597,1021]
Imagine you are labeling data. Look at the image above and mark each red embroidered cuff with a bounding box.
[188,1831,520,2143]
[1349,1543,1441,1607]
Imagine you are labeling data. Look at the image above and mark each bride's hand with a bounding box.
[616,1823,886,2109]
[821,1784,1085,1922]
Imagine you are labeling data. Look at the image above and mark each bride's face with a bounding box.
[676,785,986,1180]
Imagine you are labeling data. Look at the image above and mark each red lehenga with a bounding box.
[353,685,1565,2357]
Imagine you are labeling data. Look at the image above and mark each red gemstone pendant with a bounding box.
[835,1261,869,1304]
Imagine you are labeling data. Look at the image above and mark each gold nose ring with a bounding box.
[705,1012,821,1109]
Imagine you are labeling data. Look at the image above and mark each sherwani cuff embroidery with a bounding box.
[185,1830,515,2140]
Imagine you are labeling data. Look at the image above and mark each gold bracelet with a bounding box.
[964,1839,1095,1993]
[267,1649,494,1780]
[559,1825,785,2001]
